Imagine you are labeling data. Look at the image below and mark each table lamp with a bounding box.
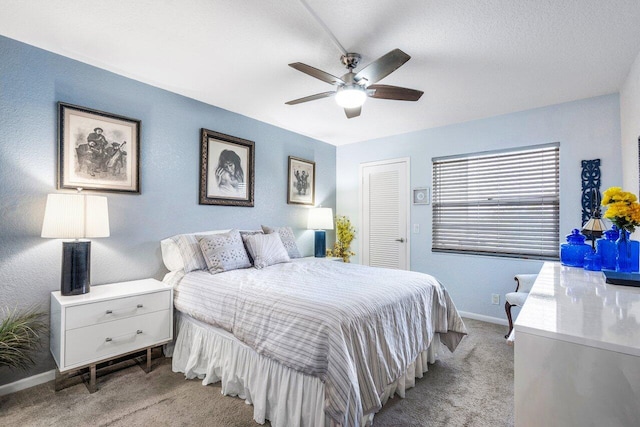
[41,191,110,295]
[308,207,334,257]
[581,189,607,271]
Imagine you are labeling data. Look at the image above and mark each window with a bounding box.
[432,143,559,260]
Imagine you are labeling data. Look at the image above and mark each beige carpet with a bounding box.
[0,318,514,426]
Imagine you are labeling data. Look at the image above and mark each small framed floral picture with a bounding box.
[287,156,315,205]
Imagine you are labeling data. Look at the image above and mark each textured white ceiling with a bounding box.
[2,0,640,145]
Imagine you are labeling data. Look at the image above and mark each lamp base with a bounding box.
[314,230,326,258]
[61,241,91,296]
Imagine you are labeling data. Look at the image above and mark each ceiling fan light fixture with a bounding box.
[335,85,366,108]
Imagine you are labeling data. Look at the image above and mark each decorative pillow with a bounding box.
[261,225,302,258]
[161,229,231,273]
[198,229,251,274]
[239,230,264,265]
[243,233,290,269]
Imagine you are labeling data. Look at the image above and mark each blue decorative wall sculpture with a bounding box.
[581,159,601,225]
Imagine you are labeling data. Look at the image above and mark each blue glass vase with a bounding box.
[614,230,640,272]
[616,231,633,272]
[560,229,591,267]
[596,226,619,270]
[583,250,602,271]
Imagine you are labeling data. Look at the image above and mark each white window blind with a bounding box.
[432,143,560,260]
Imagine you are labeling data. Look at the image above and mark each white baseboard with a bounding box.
[0,369,55,396]
[459,311,508,326]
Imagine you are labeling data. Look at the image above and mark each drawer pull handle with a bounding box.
[105,304,143,315]
[105,330,143,343]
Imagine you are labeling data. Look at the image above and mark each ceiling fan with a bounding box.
[285,49,424,119]
[286,0,423,119]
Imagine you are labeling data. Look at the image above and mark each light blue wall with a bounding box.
[337,94,622,322]
[0,35,336,384]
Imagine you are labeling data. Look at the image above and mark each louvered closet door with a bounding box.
[361,158,409,269]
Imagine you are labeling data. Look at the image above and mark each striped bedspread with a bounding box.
[172,258,467,426]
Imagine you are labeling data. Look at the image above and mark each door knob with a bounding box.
[395,238,405,243]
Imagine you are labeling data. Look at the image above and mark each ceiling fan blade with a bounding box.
[344,106,361,119]
[368,84,423,101]
[289,63,345,86]
[354,49,411,85]
[285,91,335,105]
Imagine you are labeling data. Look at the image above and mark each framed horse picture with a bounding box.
[287,156,315,205]
[58,102,140,193]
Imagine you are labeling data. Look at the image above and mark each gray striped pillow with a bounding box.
[170,234,208,273]
[239,230,264,265]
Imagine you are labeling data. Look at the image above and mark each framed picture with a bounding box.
[287,156,315,205]
[200,128,254,207]
[58,102,140,193]
[413,187,430,205]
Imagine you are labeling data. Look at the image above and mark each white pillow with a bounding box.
[160,229,230,272]
[239,230,264,265]
[243,233,290,269]
[261,225,302,258]
[198,229,251,274]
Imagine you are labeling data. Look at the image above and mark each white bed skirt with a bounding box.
[170,313,439,427]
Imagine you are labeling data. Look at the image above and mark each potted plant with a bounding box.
[0,307,47,370]
[329,215,356,262]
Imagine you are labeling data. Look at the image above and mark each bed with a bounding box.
[161,228,467,427]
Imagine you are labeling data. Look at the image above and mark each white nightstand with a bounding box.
[50,278,173,392]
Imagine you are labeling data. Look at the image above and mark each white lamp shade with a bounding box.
[335,86,367,108]
[41,193,110,239]
[308,207,334,230]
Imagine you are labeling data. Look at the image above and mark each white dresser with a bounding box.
[514,263,640,426]
[50,278,173,391]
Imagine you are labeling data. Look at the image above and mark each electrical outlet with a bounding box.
[413,224,420,233]
[491,294,500,305]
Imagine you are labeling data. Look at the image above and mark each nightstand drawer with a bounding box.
[66,290,170,330]
[64,309,171,368]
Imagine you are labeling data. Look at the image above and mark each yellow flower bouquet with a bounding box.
[601,187,640,272]
[601,187,640,233]
[328,215,356,262]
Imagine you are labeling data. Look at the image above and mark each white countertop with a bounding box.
[515,262,640,356]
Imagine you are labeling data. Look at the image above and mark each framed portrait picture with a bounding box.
[58,102,140,193]
[287,156,315,205]
[200,128,255,207]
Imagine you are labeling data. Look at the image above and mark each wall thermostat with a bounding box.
[413,187,430,205]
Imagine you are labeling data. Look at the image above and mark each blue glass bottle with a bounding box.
[596,226,619,270]
[560,229,591,267]
[583,250,602,271]
[615,230,640,273]
[633,237,640,273]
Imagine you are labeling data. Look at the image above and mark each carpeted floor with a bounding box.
[0,318,513,426]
